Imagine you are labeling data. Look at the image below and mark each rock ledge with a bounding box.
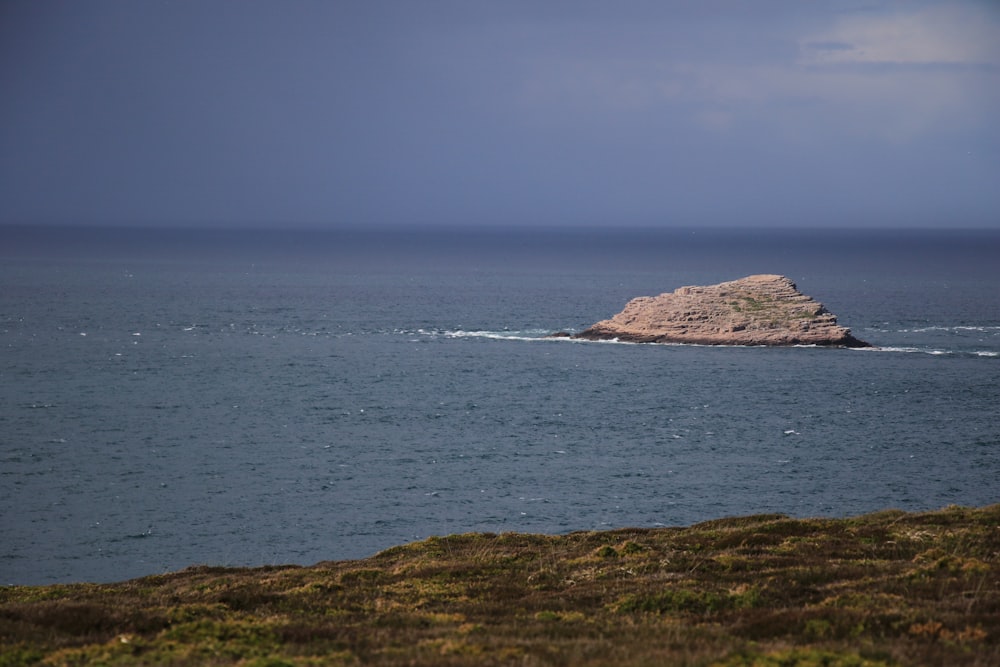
[570,274,869,347]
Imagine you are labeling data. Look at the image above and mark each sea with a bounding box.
[2,225,998,586]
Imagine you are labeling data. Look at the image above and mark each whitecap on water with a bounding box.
[870,346,944,355]
[441,329,560,342]
[901,325,1000,333]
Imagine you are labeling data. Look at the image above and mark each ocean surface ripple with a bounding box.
[2,226,998,584]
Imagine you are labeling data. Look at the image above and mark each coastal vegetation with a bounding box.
[2,505,998,666]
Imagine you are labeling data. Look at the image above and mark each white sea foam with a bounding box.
[436,330,1000,357]
[864,346,1000,358]
[874,346,942,355]
[898,325,1000,333]
[436,330,687,345]
[442,329,569,342]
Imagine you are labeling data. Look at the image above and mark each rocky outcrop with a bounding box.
[571,274,869,347]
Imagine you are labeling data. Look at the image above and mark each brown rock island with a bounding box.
[567,274,870,347]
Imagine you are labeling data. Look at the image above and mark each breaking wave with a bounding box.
[413,328,999,359]
[894,325,1000,334]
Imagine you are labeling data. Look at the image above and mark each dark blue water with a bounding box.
[2,226,999,585]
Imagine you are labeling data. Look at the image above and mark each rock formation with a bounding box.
[570,274,869,347]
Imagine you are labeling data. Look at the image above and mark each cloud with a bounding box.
[798,4,1000,67]
[789,5,1000,142]
[509,4,999,146]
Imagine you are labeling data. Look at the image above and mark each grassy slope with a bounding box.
[2,505,998,666]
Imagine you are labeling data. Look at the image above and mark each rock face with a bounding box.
[572,274,869,347]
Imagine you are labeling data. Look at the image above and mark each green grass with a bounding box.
[726,293,822,326]
[2,505,998,666]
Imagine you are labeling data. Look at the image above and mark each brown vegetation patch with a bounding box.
[1,505,998,666]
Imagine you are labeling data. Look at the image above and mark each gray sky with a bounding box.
[2,0,998,229]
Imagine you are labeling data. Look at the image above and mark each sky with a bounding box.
[1,0,999,229]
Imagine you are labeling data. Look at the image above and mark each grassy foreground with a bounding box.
[2,505,998,666]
